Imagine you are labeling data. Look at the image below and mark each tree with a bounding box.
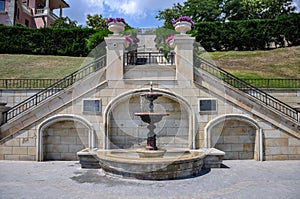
[183,0,224,22]
[156,0,296,26]
[156,3,185,29]
[237,0,296,20]
[50,17,79,28]
[86,14,107,30]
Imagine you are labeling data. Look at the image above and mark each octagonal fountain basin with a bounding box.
[96,149,205,180]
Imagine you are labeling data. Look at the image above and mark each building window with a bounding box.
[83,99,101,113]
[25,19,29,27]
[199,98,217,113]
[0,0,5,11]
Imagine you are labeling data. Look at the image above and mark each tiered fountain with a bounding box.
[134,82,169,158]
[94,83,206,180]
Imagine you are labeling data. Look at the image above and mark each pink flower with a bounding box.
[124,35,134,43]
[173,16,194,28]
[165,35,175,46]
[106,17,126,27]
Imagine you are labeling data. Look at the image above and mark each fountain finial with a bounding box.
[150,81,153,92]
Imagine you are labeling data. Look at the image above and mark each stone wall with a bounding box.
[43,121,89,160]
[0,128,37,161]
[210,120,256,160]
[109,95,189,149]
[264,129,300,160]
[0,90,40,107]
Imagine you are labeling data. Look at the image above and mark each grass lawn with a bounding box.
[0,54,86,79]
[203,46,300,78]
[0,46,299,79]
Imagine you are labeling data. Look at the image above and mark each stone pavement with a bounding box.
[0,160,299,199]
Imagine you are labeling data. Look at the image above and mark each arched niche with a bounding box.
[37,114,95,161]
[205,114,263,161]
[103,88,197,150]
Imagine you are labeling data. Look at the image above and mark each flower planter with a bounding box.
[108,22,125,35]
[174,21,192,35]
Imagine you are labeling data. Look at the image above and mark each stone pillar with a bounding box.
[0,103,10,126]
[105,35,126,80]
[59,6,63,18]
[174,35,195,81]
[44,0,50,14]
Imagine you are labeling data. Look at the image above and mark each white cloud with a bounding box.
[87,0,186,19]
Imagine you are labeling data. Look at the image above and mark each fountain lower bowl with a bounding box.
[96,149,205,180]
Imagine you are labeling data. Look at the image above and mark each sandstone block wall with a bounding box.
[43,121,89,160]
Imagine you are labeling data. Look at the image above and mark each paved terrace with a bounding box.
[0,160,299,199]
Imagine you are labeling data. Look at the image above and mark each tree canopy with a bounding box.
[50,17,80,28]
[156,0,296,26]
[86,14,107,30]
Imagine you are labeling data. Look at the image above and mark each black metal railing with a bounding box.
[0,79,61,89]
[241,78,300,89]
[124,51,175,66]
[194,56,299,123]
[1,78,298,90]
[1,55,106,125]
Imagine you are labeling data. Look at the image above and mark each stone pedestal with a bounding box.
[174,35,195,81]
[105,36,126,80]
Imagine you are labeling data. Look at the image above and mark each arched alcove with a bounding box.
[103,88,196,150]
[37,114,95,161]
[205,114,263,161]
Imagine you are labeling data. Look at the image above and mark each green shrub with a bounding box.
[0,27,97,56]
[193,13,300,51]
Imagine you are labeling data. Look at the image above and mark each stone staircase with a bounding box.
[0,33,299,161]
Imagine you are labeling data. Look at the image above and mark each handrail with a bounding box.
[0,79,60,89]
[241,78,300,89]
[1,55,106,124]
[194,56,299,123]
[1,78,299,90]
[124,51,175,66]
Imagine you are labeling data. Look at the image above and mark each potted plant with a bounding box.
[173,16,194,34]
[165,34,176,48]
[106,17,126,35]
[154,30,176,64]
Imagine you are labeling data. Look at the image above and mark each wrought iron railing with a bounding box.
[1,78,298,90]
[1,55,106,125]
[194,56,299,123]
[124,52,175,66]
[0,79,60,89]
[241,78,300,89]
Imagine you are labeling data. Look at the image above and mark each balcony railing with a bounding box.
[0,79,60,90]
[35,8,58,19]
[124,52,175,66]
[241,78,300,89]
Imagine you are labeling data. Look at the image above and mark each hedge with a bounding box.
[193,14,300,51]
[0,14,299,56]
[0,27,98,56]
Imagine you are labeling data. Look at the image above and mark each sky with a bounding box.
[58,0,300,28]
[57,0,186,28]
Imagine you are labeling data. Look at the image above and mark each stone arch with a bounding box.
[37,114,95,161]
[103,88,196,150]
[205,114,263,161]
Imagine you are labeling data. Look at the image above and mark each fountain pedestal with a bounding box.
[134,112,169,151]
[135,83,169,152]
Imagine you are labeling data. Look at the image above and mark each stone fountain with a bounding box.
[77,82,224,180]
[134,82,169,157]
[90,83,207,180]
